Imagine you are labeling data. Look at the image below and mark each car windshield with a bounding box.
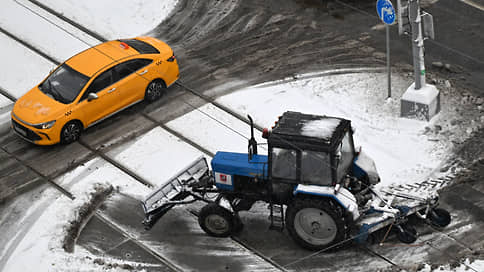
[39,64,90,104]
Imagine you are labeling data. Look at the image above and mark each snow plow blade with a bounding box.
[141,156,210,229]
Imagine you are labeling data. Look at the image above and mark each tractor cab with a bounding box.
[266,111,356,188]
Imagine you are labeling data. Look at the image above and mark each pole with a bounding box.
[408,0,426,89]
[386,24,391,98]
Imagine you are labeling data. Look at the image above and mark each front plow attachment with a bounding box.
[141,156,210,229]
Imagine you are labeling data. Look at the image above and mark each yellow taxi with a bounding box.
[11,36,178,145]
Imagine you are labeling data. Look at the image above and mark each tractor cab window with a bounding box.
[336,131,355,183]
[301,151,332,185]
[271,148,297,180]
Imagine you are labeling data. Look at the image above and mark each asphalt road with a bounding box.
[0,0,483,271]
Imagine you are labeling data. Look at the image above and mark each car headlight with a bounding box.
[32,120,56,129]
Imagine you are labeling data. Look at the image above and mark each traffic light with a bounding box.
[397,0,410,35]
[421,11,435,40]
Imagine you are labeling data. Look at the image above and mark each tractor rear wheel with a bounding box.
[286,198,346,250]
[198,203,235,237]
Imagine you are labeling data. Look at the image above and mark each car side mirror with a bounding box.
[87,93,98,101]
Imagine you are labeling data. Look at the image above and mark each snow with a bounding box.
[216,72,452,187]
[0,32,52,99]
[300,118,341,139]
[420,259,484,272]
[0,95,11,108]
[41,0,179,40]
[0,0,93,62]
[107,127,205,187]
[166,103,266,154]
[402,82,440,104]
[1,158,151,271]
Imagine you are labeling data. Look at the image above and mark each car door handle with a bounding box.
[108,87,116,93]
[139,70,148,75]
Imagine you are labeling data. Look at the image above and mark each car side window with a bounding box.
[115,59,153,80]
[80,69,114,101]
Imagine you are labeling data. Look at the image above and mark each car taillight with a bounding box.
[167,54,176,62]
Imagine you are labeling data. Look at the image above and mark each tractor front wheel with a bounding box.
[286,198,346,250]
[198,203,235,237]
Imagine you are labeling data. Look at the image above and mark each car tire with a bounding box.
[145,79,166,102]
[60,121,82,144]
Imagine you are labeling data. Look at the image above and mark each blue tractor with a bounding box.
[142,111,451,250]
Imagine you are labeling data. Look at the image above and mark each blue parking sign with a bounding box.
[376,0,396,25]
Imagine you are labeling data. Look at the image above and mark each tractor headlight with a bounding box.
[32,120,56,129]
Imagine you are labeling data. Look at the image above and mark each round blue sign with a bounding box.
[376,0,396,25]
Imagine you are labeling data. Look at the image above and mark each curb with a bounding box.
[0,86,15,136]
[0,105,13,136]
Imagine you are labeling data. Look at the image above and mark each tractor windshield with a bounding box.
[336,131,355,182]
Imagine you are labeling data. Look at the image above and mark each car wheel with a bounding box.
[145,79,166,102]
[60,121,82,144]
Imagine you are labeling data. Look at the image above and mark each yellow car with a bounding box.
[11,36,179,145]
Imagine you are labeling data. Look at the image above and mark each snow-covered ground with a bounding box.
[216,72,452,188]
[167,103,267,154]
[41,0,179,40]
[0,31,52,99]
[0,0,482,271]
[107,127,204,187]
[1,158,151,271]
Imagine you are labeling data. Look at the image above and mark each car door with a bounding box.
[114,58,153,108]
[77,67,120,126]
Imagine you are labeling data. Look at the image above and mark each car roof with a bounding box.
[65,40,141,77]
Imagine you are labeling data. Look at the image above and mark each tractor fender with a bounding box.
[353,150,380,185]
[216,195,235,213]
[293,184,360,221]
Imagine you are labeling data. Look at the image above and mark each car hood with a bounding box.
[13,86,66,124]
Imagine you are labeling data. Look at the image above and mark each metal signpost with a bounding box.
[376,0,396,98]
[397,0,439,120]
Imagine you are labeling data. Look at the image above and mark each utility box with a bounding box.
[401,83,440,121]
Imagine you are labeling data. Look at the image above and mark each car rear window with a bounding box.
[118,39,159,54]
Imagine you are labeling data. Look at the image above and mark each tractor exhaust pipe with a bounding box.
[247,115,258,160]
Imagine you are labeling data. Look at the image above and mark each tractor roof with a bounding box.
[268,111,351,152]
